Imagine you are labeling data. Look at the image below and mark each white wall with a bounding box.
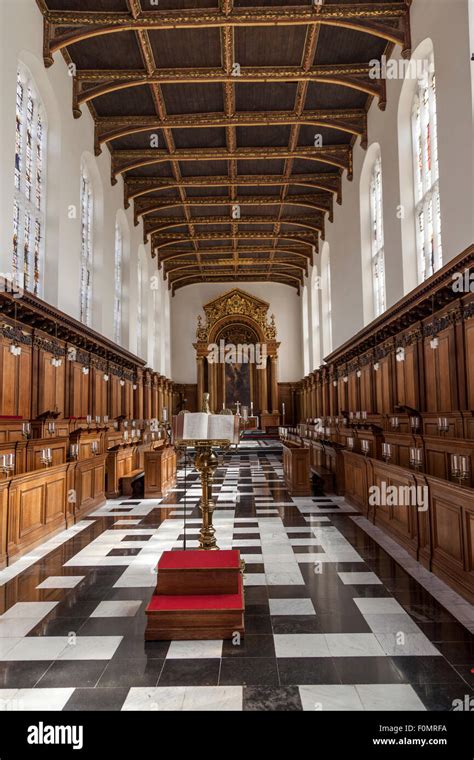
[0,0,169,373]
[312,0,474,356]
[170,282,303,384]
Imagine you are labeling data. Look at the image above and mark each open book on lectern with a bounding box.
[173,413,240,444]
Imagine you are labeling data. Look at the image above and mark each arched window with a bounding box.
[153,281,161,372]
[13,65,47,295]
[113,219,123,344]
[412,55,442,282]
[302,285,310,376]
[321,242,333,356]
[311,265,321,369]
[136,258,143,355]
[79,163,93,326]
[369,155,386,316]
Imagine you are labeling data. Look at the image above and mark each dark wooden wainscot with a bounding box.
[341,452,474,603]
[144,447,177,498]
[7,464,69,564]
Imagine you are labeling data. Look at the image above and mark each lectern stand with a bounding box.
[175,439,230,550]
[144,414,245,641]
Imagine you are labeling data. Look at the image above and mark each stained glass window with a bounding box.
[412,57,442,282]
[80,167,93,326]
[13,66,46,295]
[114,221,123,344]
[369,155,386,317]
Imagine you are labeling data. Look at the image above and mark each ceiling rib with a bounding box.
[37,0,412,293]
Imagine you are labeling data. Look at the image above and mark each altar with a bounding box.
[193,290,281,416]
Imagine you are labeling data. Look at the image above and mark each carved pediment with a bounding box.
[196,289,277,342]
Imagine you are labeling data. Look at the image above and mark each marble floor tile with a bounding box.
[337,572,382,585]
[36,576,85,589]
[244,574,267,586]
[90,601,142,618]
[166,640,223,660]
[2,602,58,619]
[354,598,406,615]
[269,598,316,616]
[299,684,364,711]
[122,686,242,711]
[375,633,442,657]
[0,688,74,711]
[57,636,123,661]
[324,633,386,658]
[274,634,331,658]
[355,684,426,711]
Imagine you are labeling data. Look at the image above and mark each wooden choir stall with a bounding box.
[291,245,474,604]
[0,282,177,568]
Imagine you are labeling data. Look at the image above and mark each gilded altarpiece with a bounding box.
[193,290,280,417]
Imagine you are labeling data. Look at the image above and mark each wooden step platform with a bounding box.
[145,549,245,641]
[156,549,241,595]
[145,576,244,640]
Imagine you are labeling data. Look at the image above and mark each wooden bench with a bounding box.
[120,469,144,497]
[310,465,335,495]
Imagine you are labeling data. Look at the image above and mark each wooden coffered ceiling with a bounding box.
[37,0,412,294]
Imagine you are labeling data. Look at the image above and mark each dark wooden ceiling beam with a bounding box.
[143,214,325,241]
[134,194,334,224]
[94,109,367,155]
[75,65,385,114]
[126,0,141,20]
[166,262,306,278]
[169,272,301,294]
[112,145,352,182]
[159,248,312,265]
[43,4,411,63]
[152,231,318,257]
[164,256,308,271]
[124,173,342,206]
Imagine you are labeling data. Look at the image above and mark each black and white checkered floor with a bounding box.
[0,451,472,711]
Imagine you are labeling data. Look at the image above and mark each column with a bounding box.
[259,356,268,414]
[197,357,205,411]
[209,361,216,412]
[270,356,279,413]
[158,378,164,421]
[311,375,316,418]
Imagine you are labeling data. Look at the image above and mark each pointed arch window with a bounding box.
[80,165,93,326]
[13,66,47,295]
[369,155,386,317]
[114,220,123,343]
[412,58,442,282]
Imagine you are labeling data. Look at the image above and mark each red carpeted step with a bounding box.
[158,549,240,570]
[145,576,245,641]
[155,549,241,595]
[148,577,244,613]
